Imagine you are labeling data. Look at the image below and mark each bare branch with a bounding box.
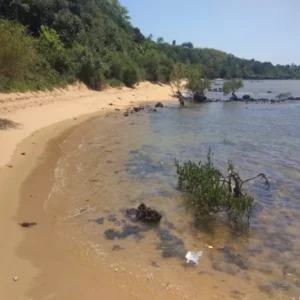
[241,173,270,189]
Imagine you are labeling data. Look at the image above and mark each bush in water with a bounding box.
[175,149,269,224]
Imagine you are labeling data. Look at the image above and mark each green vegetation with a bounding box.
[175,150,269,223]
[186,68,211,96]
[1,1,300,92]
[223,79,244,95]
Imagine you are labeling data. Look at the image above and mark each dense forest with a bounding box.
[1,0,300,92]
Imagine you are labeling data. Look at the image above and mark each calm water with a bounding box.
[208,79,300,100]
[46,81,300,299]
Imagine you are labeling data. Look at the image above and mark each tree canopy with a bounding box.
[1,0,300,92]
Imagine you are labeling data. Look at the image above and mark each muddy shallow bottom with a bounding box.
[45,103,300,299]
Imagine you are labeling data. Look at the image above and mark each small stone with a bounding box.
[13,276,18,281]
[207,245,214,249]
[21,152,26,155]
[114,268,118,272]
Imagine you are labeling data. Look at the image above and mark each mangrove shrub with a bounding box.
[175,150,269,223]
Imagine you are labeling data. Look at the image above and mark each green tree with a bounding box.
[186,67,211,101]
[0,20,34,89]
[122,64,139,87]
[223,79,243,100]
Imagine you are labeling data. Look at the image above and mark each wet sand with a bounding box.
[0,82,176,300]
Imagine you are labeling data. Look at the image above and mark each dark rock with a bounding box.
[19,222,37,228]
[133,106,144,112]
[242,95,251,100]
[193,93,207,102]
[108,215,117,222]
[270,99,276,104]
[115,108,120,111]
[267,91,272,93]
[155,102,164,108]
[94,217,104,225]
[109,103,113,106]
[127,203,162,223]
[21,152,26,155]
[123,111,129,117]
[294,97,300,100]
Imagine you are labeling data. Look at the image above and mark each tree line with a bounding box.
[1,0,300,92]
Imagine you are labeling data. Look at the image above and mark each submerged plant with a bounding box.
[175,149,269,224]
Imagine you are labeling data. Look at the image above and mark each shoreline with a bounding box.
[0,82,176,300]
[0,81,173,169]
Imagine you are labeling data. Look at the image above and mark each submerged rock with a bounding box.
[212,261,240,276]
[157,229,186,258]
[105,225,146,240]
[260,281,290,293]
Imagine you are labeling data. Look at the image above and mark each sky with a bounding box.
[119,0,300,65]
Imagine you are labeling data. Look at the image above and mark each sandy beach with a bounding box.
[0,82,178,300]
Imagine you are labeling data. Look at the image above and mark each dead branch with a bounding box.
[241,173,270,189]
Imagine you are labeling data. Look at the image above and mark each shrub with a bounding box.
[185,67,211,96]
[175,149,269,224]
[223,79,243,95]
[107,78,124,88]
[0,20,34,87]
[122,65,139,87]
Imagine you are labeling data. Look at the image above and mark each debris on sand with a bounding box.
[112,245,125,251]
[19,222,37,228]
[185,251,203,265]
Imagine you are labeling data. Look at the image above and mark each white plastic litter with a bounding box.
[185,251,203,265]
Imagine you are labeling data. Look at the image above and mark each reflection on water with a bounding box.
[46,101,300,299]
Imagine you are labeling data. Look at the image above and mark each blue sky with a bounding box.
[119,0,300,65]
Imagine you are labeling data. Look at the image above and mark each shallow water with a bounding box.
[46,99,300,299]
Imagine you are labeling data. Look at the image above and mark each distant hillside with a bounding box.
[1,0,299,92]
